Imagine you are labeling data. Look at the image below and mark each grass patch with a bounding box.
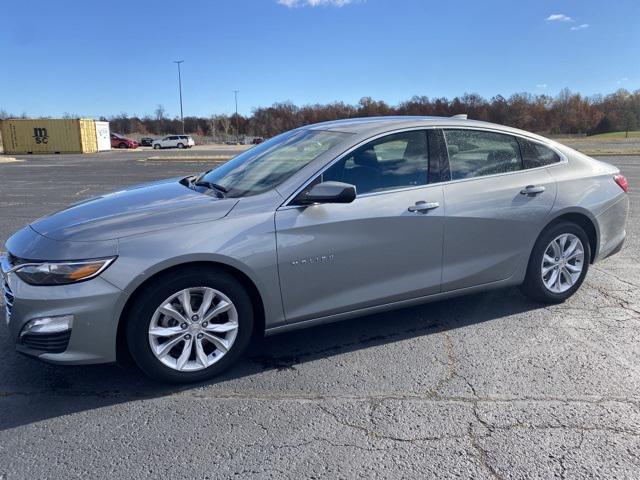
[587,131,640,139]
[143,155,235,162]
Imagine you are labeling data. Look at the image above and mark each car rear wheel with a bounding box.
[126,268,254,383]
[520,221,590,304]
[177,143,185,149]
[118,142,127,149]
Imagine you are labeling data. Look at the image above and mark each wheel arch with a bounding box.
[541,209,599,263]
[115,260,266,365]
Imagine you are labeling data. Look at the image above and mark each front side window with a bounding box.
[443,129,522,180]
[322,130,429,195]
[519,139,561,169]
[198,129,350,197]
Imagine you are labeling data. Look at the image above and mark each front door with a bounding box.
[275,129,445,323]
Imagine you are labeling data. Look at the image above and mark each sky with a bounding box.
[0,0,638,118]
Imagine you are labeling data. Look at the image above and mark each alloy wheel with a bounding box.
[148,287,239,372]
[541,233,585,294]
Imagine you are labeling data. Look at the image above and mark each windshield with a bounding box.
[198,129,350,197]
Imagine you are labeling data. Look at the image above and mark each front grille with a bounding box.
[2,278,13,322]
[20,331,72,354]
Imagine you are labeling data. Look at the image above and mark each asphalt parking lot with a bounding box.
[0,149,639,478]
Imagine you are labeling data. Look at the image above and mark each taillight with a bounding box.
[614,175,628,193]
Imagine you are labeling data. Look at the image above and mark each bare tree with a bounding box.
[219,116,231,137]
[623,110,637,138]
[154,105,166,121]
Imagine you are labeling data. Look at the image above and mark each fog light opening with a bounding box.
[20,314,74,337]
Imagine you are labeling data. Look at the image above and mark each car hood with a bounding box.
[30,179,238,242]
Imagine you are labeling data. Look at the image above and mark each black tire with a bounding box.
[177,143,185,149]
[520,221,590,304]
[126,268,254,383]
[153,144,160,150]
[118,142,127,149]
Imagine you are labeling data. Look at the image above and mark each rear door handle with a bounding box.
[408,201,440,213]
[520,185,546,195]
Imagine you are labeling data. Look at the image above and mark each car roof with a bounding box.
[306,116,551,143]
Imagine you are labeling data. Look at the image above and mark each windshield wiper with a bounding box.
[193,180,228,197]
[193,169,213,184]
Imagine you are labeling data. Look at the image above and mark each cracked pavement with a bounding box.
[0,151,638,479]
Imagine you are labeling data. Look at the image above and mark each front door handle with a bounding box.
[408,201,440,213]
[520,185,546,195]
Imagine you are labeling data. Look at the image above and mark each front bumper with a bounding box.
[2,256,125,365]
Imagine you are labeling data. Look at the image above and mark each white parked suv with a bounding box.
[153,135,195,149]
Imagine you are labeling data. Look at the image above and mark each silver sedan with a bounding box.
[1,117,629,383]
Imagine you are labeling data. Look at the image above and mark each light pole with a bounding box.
[233,89,239,144]
[174,60,185,134]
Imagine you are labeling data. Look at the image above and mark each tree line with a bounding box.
[2,88,639,139]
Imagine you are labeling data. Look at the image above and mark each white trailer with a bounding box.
[95,121,111,151]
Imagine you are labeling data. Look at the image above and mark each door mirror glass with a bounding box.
[293,181,356,205]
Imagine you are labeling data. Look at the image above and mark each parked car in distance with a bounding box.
[252,137,264,145]
[140,137,154,147]
[2,116,629,383]
[110,133,139,149]
[153,135,195,149]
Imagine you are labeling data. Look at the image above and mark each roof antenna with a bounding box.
[451,114,468,119]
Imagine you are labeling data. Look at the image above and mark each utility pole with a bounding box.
[233,89,240,144]
[174,60,185,134]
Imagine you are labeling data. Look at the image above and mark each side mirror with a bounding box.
[293,181,356,206]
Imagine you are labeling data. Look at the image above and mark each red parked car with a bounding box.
[110,133,139,149]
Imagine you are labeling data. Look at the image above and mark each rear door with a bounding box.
[275,129,445,323]
[440,128,557,291]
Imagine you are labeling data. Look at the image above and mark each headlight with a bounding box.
[13,257,116,286]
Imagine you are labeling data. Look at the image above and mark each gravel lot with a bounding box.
[0,149,638,479]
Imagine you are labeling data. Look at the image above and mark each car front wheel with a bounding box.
[520,221,590,304]
[153,144,160,150]
[177,143,185,149]
[126,268,254,383]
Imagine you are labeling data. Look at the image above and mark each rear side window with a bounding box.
[443,129,522,180]
[519,139,561,169]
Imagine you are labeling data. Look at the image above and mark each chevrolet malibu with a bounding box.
[1,117,629,383]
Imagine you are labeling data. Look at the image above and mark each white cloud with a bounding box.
[546,13,573,22]
[570,23,589,31]
[617,77,629,85]
[278,0,358,7]
[536,84,548,89]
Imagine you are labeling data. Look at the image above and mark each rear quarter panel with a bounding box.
[547,146,628,260]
